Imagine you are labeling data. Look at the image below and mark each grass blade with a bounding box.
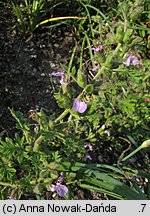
[35,16,86,30]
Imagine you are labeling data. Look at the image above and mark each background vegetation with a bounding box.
[0,0,149,200]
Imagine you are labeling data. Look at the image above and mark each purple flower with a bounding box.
[84,143,93,151]
[72,98,87,113]
[50,183,68,197]
[84,155,92,161]
[123,55,139,66]
[51,72,66,84]
[91,44,104,52]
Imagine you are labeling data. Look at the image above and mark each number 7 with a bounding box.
[141,204,146,212]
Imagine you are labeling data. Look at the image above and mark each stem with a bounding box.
[54,109,70,124]
[52,43,122,123]
[36,16,85,29]
[0,182,16,187]
[92,43,121,81]
[112,43,122,58]
[92,65,106,81]
[121,145,144,162]
[121,139,150,162]
[33,109,70,151]
[34,135,43,145]
[33,43,122,147]
[33,134,44,152]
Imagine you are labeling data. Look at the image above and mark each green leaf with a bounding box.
[116,26,124,42]
[79,183,123,199]
[77,69,86,88]
[33,183,46,194]
[54,93,71,109]
[84,84,93,93]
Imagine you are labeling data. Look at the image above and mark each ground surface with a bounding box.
[0,14,75,133]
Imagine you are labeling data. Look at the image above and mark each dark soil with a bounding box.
[0,15,75,134]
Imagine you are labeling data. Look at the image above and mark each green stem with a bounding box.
[53,43,122,122]
[33,109,70,151]
[121,139,150,162]
[111,43,122,58]
[33,134,44,152]
[121,145,144,162]
[0,181,16,187]
[54,109,70,124]
[92,43,121,81]
[33,43,122,148]
[92,65,106,81]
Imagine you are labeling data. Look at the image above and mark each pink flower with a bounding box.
[51,72,66,84]
[84,143,93,151]
[123,55,139,66]
[50,183,68,197]
[91,44,104,52]
[84,155,92,161]
[72,98,87,113]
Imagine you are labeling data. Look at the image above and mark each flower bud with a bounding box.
[104,54,112,68]
[142,139,150,148]
[77,69,86,88]
[116,26,124,42]
[123,29,133,43]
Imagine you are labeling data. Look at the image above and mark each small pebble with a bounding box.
[41,73,45,77]
[30,54,37,59]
